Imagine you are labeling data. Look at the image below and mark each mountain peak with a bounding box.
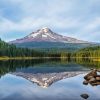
[37,27,52,33]
[41,27,50,30]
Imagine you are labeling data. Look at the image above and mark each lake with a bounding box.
[0,59,100,100]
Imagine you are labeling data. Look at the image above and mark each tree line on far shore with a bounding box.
[73,46,100,58]
[0,39,70,58]
[0,38,100,58]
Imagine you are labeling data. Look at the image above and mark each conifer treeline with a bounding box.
[0,39,44,57]
[73,46,100,58]
[0,38,100,58]
[0,39,70,57]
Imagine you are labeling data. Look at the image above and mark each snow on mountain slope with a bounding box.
[9,27,88,44]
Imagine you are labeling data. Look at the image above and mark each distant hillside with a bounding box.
[79,46,100,51]
[14,41,96,52]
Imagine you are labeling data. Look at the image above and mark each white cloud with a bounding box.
[0,0,100,42]
[80,17,100,33]
[0,16,81,33]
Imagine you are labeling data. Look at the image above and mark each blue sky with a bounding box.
[0,0,100,42]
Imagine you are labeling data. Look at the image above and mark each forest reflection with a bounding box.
[0,58,100,77]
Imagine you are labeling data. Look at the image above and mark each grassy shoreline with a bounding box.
[0,56,62,60]
[0,56,100,61]
[0,57,36,60]
[92,59,100,62]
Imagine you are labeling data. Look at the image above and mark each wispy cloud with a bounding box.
[0,0,100,42]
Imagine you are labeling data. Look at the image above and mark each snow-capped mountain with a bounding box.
[10,27,87,44]
[9,27,93,50]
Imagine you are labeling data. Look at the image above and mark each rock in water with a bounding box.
[81,94,89,99]
[86,76,94,80]
[83,69,100,86]
[83,81,88,85]
[84,69,97,80]
[96,76,100,81]
[89,78,96,83]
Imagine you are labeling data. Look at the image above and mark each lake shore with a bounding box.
[0,56,100,61]
[0,56,62,60]
[92,59,100,62]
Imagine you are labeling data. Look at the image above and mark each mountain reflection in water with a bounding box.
[12,71,86,88]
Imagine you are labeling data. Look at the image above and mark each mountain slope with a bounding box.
[15,41,94,52]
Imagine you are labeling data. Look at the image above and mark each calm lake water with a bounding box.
[0,59,100,100]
